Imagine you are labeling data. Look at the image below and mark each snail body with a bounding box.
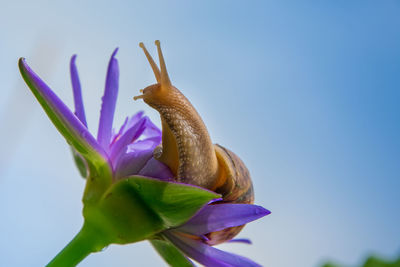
[134,41,254,245]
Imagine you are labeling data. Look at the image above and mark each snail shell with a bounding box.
[134,41,254,245]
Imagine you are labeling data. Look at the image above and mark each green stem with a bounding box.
[46,223,107,267]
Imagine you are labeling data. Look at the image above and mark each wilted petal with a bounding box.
[164,231,261,267]
[177,204,270,236]
[97,48,119,151]
[70,55,88,127]
[18,58,109,165]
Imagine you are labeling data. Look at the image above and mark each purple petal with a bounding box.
[138,157,174,181]
[127,138,160,152]
[139,117,162,140]
[109,117,146,166]
[18,58,109,164]
[177,204,270,236]
[70,55,88,127]
[111,112,144,144]
[126,117,161,153]
[164,231,262,267]
[121,112,144,135]
[97,48,119,151]
[111,117,127,144]
[228,239,252,245]
[114,150,154,179]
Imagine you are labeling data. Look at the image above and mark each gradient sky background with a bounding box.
[0,1,399,267]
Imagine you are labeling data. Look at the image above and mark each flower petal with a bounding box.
[127,138,160,152]
[97,48,119,151]
[228,238,252,245]
[114,150,153,179]
[109,117,146,166]
[126,116,161,152]
[121,112,144,135]
[138,117,162,142]
[177,204,270,236]
[138,157,174,181]
[18,58,109,166]
[164,231,262,267]
[70,54,88,127]
[111,112,144,144]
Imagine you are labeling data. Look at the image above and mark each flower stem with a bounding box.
[46,223,107,267]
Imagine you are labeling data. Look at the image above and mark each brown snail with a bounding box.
[134,41,254,245]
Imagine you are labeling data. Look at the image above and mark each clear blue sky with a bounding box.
[0,1,399,266]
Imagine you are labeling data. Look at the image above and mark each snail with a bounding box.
[134,41,254,245]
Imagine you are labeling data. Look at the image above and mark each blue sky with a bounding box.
[0,1,399,266]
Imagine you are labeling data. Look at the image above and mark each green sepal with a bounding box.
[83,176,220,245]
[150,238,194,267]
[82,162,113,204]
[113,176,220,227]
[71,148,88,178]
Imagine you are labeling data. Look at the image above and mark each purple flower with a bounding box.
[20,49,173,182]
[19,48,270,267]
